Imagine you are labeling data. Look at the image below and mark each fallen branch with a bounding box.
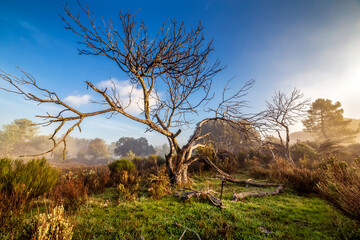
[174,222,202,240]
[217,175,281,187]
[232,185,283,201]
[174,189,225,209]
[202,156,280,187]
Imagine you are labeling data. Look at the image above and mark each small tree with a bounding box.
[303,98,358,143]
[0,118,40,156]
[87,138,109,159]
[0,2,253,185]
[262,89,310,164]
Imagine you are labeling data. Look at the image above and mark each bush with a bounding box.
[147,170,172,199]
[0,158,59,200]
[249,158,318,194]
[50,172,88,211]
[109,158,135,173]
[0,158,59,233]
[23,205,73,240]
[268,159,318,193]
[81,167,110,194]
[317,157,360,219]
[114,171,141,201]
[290,141,318,167]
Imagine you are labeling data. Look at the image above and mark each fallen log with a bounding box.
[232,185,283,201]
[220,175,281,187]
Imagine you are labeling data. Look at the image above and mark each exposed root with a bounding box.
[232,185,283,201]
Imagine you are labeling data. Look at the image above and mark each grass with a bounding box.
[70,176,359,240]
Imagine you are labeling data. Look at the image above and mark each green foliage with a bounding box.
[0,119,45,157]
[290,141,318,166]
[114,137,155,157]
[0,158,59,237]
[115,171,141,201]
[108,158,135,174]
[0,158,59,201]
[72,177,360,240]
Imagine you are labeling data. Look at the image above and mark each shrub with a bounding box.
[249,158,318,194]
[247,160,268,179]
[109,158,135,173]
[81,167,110,194]
[50,172,88,211]
[108,158,137,185]
[0,158,59,200]
[290,141,318,167]
[23,205,73,240]
[317,157,360,219]
[0,158,59,232]
[268,160,318,194]
[147,170,172,199]
[115,171,141,201]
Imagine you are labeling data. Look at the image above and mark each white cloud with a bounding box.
[64,94,91,106]
[97,79,158,115]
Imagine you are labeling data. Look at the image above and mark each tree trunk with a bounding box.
[170,165,189,186]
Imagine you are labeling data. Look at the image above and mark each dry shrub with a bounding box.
[23,205,73,240]
[50,172,88,211]
[249,158,318,194]
[81,167,110,194]
[115,171,141,201]
[267,159,318,194]
[317,157,360,219]
[247,160,269,179]
[147,170,172,199]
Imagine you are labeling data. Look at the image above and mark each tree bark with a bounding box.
[171,165,189,186]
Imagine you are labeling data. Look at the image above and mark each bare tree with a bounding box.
[0,2,254,186]
[262,88,310,164]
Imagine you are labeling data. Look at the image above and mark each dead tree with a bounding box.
[261,89,310,164]
[0,1,255,186]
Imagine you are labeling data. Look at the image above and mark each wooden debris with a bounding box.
[174,189,225,209]
[232,185,283,201]
[218,175,281,187]
[174,222,202,240]
[259,226,274,235]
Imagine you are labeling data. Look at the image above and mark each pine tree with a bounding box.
[302,98,358,142]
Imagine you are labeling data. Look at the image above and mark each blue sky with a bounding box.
[1,0,360,145]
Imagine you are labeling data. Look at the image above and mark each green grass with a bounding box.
[70,176,360,240]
